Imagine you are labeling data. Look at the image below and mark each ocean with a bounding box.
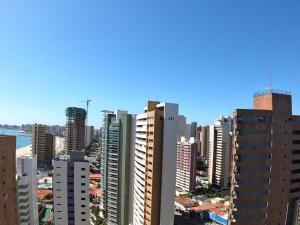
[0,128,32,149]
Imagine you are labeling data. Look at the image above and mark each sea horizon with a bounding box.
[0,128,32,149]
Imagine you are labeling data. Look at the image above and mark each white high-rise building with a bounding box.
[53,151,90,225]
[132,101,178,225]
[16,156,38,225]
[208,116,233,189]
[176,137,197,192]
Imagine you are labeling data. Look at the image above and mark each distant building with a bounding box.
[176,137,197,192]
[32,124,55,168]
[64,107,86,152]
[178,115,187,139]
[47,125,65,137]
[100,110,136,225]
[84,125,94,148]
[208,117,233,189]
[53,151,90,225]
[200,126,209,158]
[0,135,18,225]
[191,122,198,138]
[132,101,178,225]
[17,156,38,225]
[229,91,300,225]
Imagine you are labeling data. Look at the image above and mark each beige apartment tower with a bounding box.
[133,101,178,225]
[229,90,300,225]
[32,124,55,167]
[0,135,18,225]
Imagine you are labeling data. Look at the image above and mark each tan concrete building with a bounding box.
[229,90,300,225]
[32,124,55,167]
[133,101,178,225]
[0,135,18,225]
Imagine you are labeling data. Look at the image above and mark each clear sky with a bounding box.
[0,0,300,128]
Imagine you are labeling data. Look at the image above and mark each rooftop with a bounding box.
[254,88,291,97]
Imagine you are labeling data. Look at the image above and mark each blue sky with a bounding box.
[0,0,300,128]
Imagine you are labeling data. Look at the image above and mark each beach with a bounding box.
[16,144,32,158]
[16,136,65,158]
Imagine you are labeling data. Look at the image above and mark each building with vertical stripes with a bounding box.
[133,101,178,225]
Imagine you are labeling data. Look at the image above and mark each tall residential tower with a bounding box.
[133,101,178,225]
[229,90,300,225]
[208,117,233,189]
[17,156,38,225]
[53,151,90,225]
[100,110,136,225]
[0,135,18,225]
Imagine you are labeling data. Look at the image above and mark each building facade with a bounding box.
[32,124,55,167]
[191,122,198,138]
[132,101,178,225]
[200,125,209,158]
[229,91,300,225]
[85,125,94,148]
[17,156,38,225]
[207,117,233,189]
[176,137,197,192]
[65,107,87,152]
[53,151,90,225]
[0,135,18,225]
[100,110,136,225]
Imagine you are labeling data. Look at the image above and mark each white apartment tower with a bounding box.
[16,156,38,225]
[208,116,233,189]
[133,101,178,225]
[53,151,90,225]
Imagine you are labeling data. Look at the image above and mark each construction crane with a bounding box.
[80,98,92,125]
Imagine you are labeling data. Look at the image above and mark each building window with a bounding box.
[293,130,300,135]
[81,190,85,193]
[292,150,300,155]
[293,140,300,145]
[292,160,300,164]
[81,168,86,171]
[291,169,300,174]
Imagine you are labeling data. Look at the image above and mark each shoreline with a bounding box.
[16,144,32,158]
[16,136,65,158]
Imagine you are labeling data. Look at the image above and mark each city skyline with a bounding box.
[1,1,300,127]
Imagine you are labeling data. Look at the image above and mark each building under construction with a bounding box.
[64,107,86,152]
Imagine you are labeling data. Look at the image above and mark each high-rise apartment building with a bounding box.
[16,156,38,225]
[100,110,136,225]
[229,90,300,225]
[176,137,197,192]
[191,122,198,138]
[85,125,94,148]
[32,124,55,168]
[200,125,209,158]
[53,151,90,225]
[133,101,178,225]
[0,135,18,225]
[177,115,187,139]
[208,117,233,189]
[65,107,87,152]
